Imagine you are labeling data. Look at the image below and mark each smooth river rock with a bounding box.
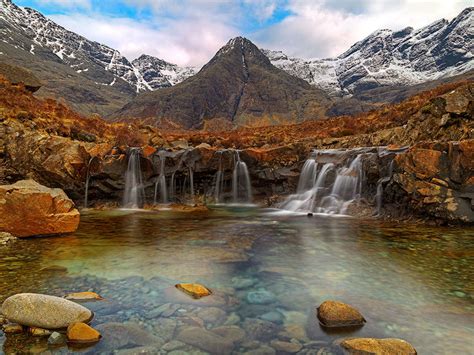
[175,283,212,299]
[317,300,366,328]
[340,338,417,354]
[0,180,80,237]
[1,293,93,329]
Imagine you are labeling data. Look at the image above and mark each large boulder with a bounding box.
[340,338,417,354]
[0,180,80,237]
[317,300,366,328]
[1,293,93,329]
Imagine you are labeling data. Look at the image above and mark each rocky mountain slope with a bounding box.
[264,7,473,96]
[114,37,331,129]
[0,0,195,114]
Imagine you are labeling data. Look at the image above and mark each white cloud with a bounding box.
[254,0,472,58]
[50,13,239,67]
[39,0,471,67]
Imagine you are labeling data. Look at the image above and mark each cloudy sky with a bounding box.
[14,0,472,67]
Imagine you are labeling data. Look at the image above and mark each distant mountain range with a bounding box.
[0,0,472,126]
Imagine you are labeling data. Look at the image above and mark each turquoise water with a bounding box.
[0,207,473,354]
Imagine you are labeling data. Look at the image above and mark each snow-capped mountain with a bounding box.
[264,7,473,95]
[0,0,194,93]
[131,55,197,90]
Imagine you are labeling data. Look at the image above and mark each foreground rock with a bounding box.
[0,180,80,237]
[340,338,417,354]
[0,232,16,245]
[175,283,212,299]
[1,293,93,329]
[317,301,366,328]
[67,322,101,343]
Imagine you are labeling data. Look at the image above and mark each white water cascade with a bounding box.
[123,148,145,208]
[154,151,168,204]
[281,149,365,215]
[232,150,252,203]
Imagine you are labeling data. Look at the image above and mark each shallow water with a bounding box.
[1,207,473,354]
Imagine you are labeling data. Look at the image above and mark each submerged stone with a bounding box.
[1,293,93,329]
[177,326,234,354]
[270,340,302,353]
[175,283,212,299]
[247,290,276,305]
[340,338,417,354]
[65,291,104,301]
[67,322,101,343]
[317,300,365,328]
[48,331,67,345]
[29,326,52,337]
[2,323,23,334]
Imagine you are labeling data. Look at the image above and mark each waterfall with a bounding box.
[232,150,252,203]
[375,160,395,215]
[189,167,194,200]
[84,156,95,208]
[281,149,365,215]
[123,148,145,209]
[214,151,225,203]
[154,151,168,204]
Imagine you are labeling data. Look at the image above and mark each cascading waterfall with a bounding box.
[232,150,252,203]
[375,160,395,215]
[83,156,95,208]
[189,167,195,200]
[154,151,168,204]
[214,151,225,203]
[281,149,365,215]
[123,148,145,209]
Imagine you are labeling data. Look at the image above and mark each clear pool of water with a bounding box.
[1,207,473,354]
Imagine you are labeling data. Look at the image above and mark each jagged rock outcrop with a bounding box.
[113,37,331,129]
[0,180,80,237]
[387,140,474,223]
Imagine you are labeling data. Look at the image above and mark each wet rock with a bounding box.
[195,307,226,324]
[232,276,257,290]
[146,303,179,319]
[48,331,67,345]
[244,345,276,355]
[242,318,280,341]
[260,311,284,324]
[28,326,52,337]
[1,293,93,329]
[67,322,101,343]
[279,324,308,342]
[162,340,187,351]
[340,338,417,354]
[2,323,23,334]
[95,322,164,351]
[177,326,234,354]
[115,346,162,354]
[175,283,212,299]
[0,180,80,237]
[212,325,246,343]
[65,291,103,301]
[247,289,276,305]
[317,301,366,328]
[270,340,302,353]
[0,232,16,245]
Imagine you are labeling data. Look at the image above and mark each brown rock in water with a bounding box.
[28,326,52,337]
[270,340,302,353]
[177,326,234,354]
[67,322,101,343]
[317,301,366,328]
[65,292,103,301]
[340,338,417,354]
[1,293,93,329]
[0,180,80,237]
[175,283,212,299]
[2,323,23,334]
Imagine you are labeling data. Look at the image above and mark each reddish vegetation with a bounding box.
[0,75,471,150]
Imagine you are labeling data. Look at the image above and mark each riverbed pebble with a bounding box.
[175,283,212,299]
[2,323,23,334]
[67,322,101,343]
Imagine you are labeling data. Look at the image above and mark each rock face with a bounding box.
[0,180,80,237]
[388,140,474,223]
[340,338,417,355]
[114,37,330,129]
[317,301,366,328]
[1,293,93,329]
[0,62,41,92]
